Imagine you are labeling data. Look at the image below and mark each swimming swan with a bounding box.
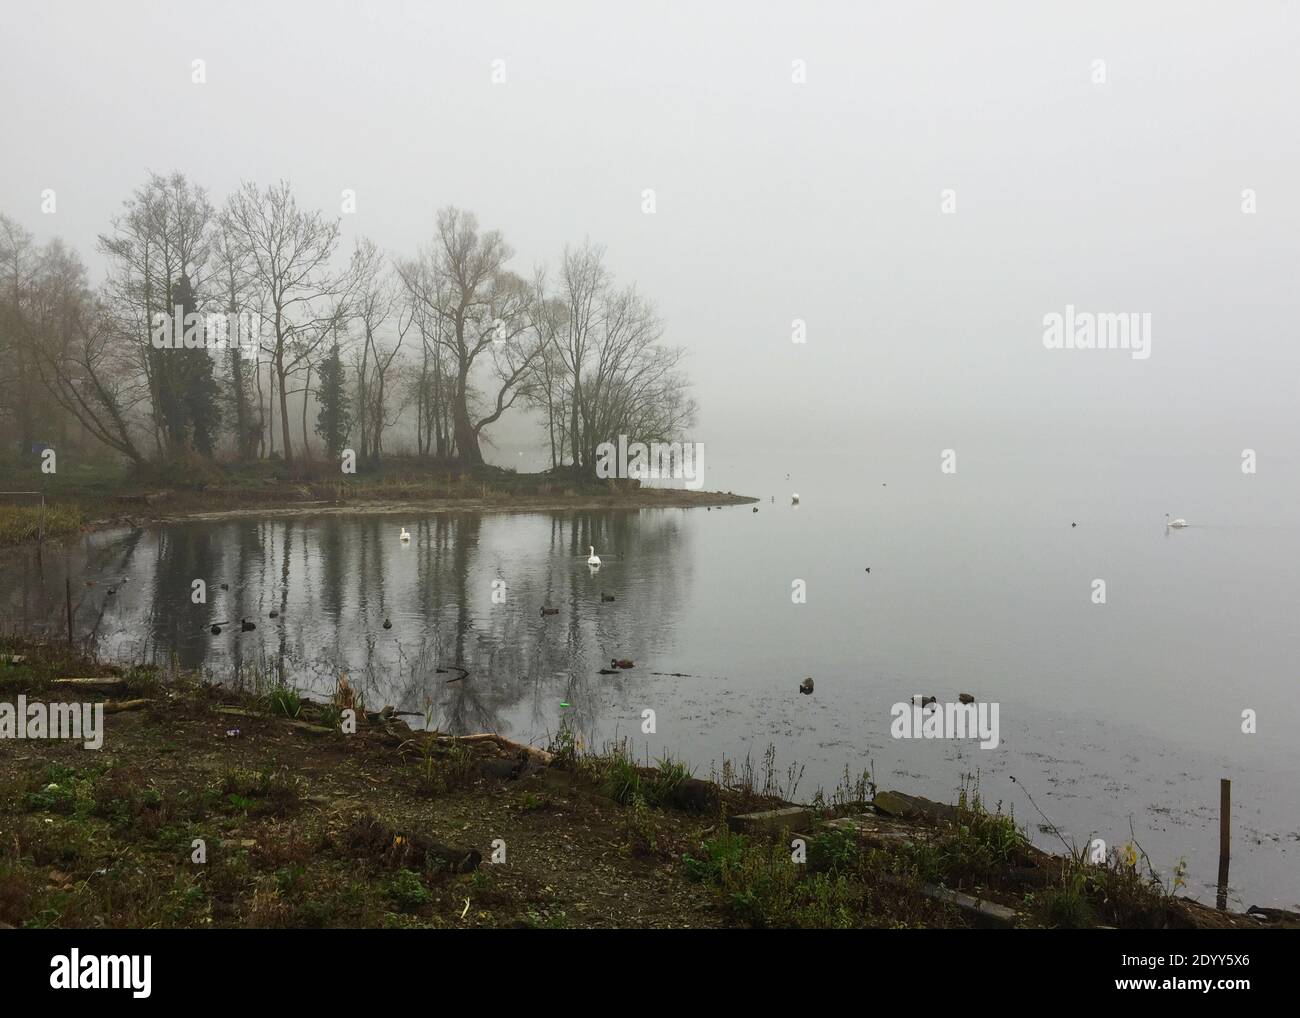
[1165,514,1188,529]
[587,546,602,567]
[399,527,411,542]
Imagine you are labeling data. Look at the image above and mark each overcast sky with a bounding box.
[3,1,1298,463]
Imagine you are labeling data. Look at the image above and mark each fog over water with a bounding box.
[2,3,1298,911]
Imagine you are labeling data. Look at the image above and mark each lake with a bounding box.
[4,447,1298,909]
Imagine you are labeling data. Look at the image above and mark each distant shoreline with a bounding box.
[96,488,759,529]
[0,462,760,547]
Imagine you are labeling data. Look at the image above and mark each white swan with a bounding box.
[587,545,602,567]
[399,527,411,542]
[1165,514,1188,529]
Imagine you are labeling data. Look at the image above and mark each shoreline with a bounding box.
[2,485,760,547]
[1,636,1293,931]
[96,488,759,529]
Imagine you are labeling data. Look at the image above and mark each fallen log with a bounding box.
[442,732,554,766]
[104,698,152,714]
[50,677,128,695]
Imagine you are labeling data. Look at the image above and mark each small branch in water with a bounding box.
[650,671,696,677]
[1009,774,1075,857]
[437,666,470,683]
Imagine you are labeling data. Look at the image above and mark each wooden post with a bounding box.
[1216,778,1231,910]
[65,576,73,647]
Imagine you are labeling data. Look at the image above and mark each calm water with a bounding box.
[4,448,1298,908]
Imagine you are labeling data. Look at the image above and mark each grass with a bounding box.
[0,504,85,546]
[0,634,1228,931]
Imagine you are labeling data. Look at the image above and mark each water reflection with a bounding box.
[0,511,691,750]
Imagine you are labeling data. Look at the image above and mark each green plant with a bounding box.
[264,684,302,718]
[384,869,433,911]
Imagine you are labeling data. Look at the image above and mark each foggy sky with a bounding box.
[3,0,1298,465]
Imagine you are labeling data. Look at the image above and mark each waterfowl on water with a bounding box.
[240,618,256,632]
[1165,514,1188,529]
[587,546,601,567]
[864,566,871,573]
[911,695,936,708]
[269,610,278,618]
[210,624,222,635]
[792,493,800,504]
[220,583,229,591]
[399,527,411,542]
[799,677,814,695]
[958,693,975,704]
[540,606,559,616]
[752,507,758,513]
[611,658,634,669]
[382,618,392,630]
[601,593,615,602]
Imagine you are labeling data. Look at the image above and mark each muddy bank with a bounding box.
[1,637,1292,930]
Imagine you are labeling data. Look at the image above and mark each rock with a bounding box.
[822,814,917,851]
[872,790,960,824]
[912,881,1018,928]
[727,807,815,836]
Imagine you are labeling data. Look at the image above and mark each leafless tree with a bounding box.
[27,241,147,464]
[220,180,350,463]
[396,207,543,466]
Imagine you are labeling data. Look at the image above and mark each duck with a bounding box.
[864,566,871,573]
[220,583,229,591]
[752,507,758,513]
[587,545,601,567]
[601,593,615,602]
[240,618,256,632]
[611,658,634,669]
[210,624,222,635]
[799,677,814,695]
[911,695,937,708]
[540,606,559,616]
[792,493,800,505]
[382,618,392,630]
[399,527,411,542]
[958,693,975,705]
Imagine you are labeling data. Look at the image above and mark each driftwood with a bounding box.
[437,732,554,767]
[50,677,128,694]
[104,698,152,714]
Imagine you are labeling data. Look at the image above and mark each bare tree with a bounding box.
[27,241,147,464]
[525,242,696,475]
[396,207,543,466]
[221,180,350,463]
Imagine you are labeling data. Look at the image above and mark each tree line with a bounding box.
[0,172,696,475]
